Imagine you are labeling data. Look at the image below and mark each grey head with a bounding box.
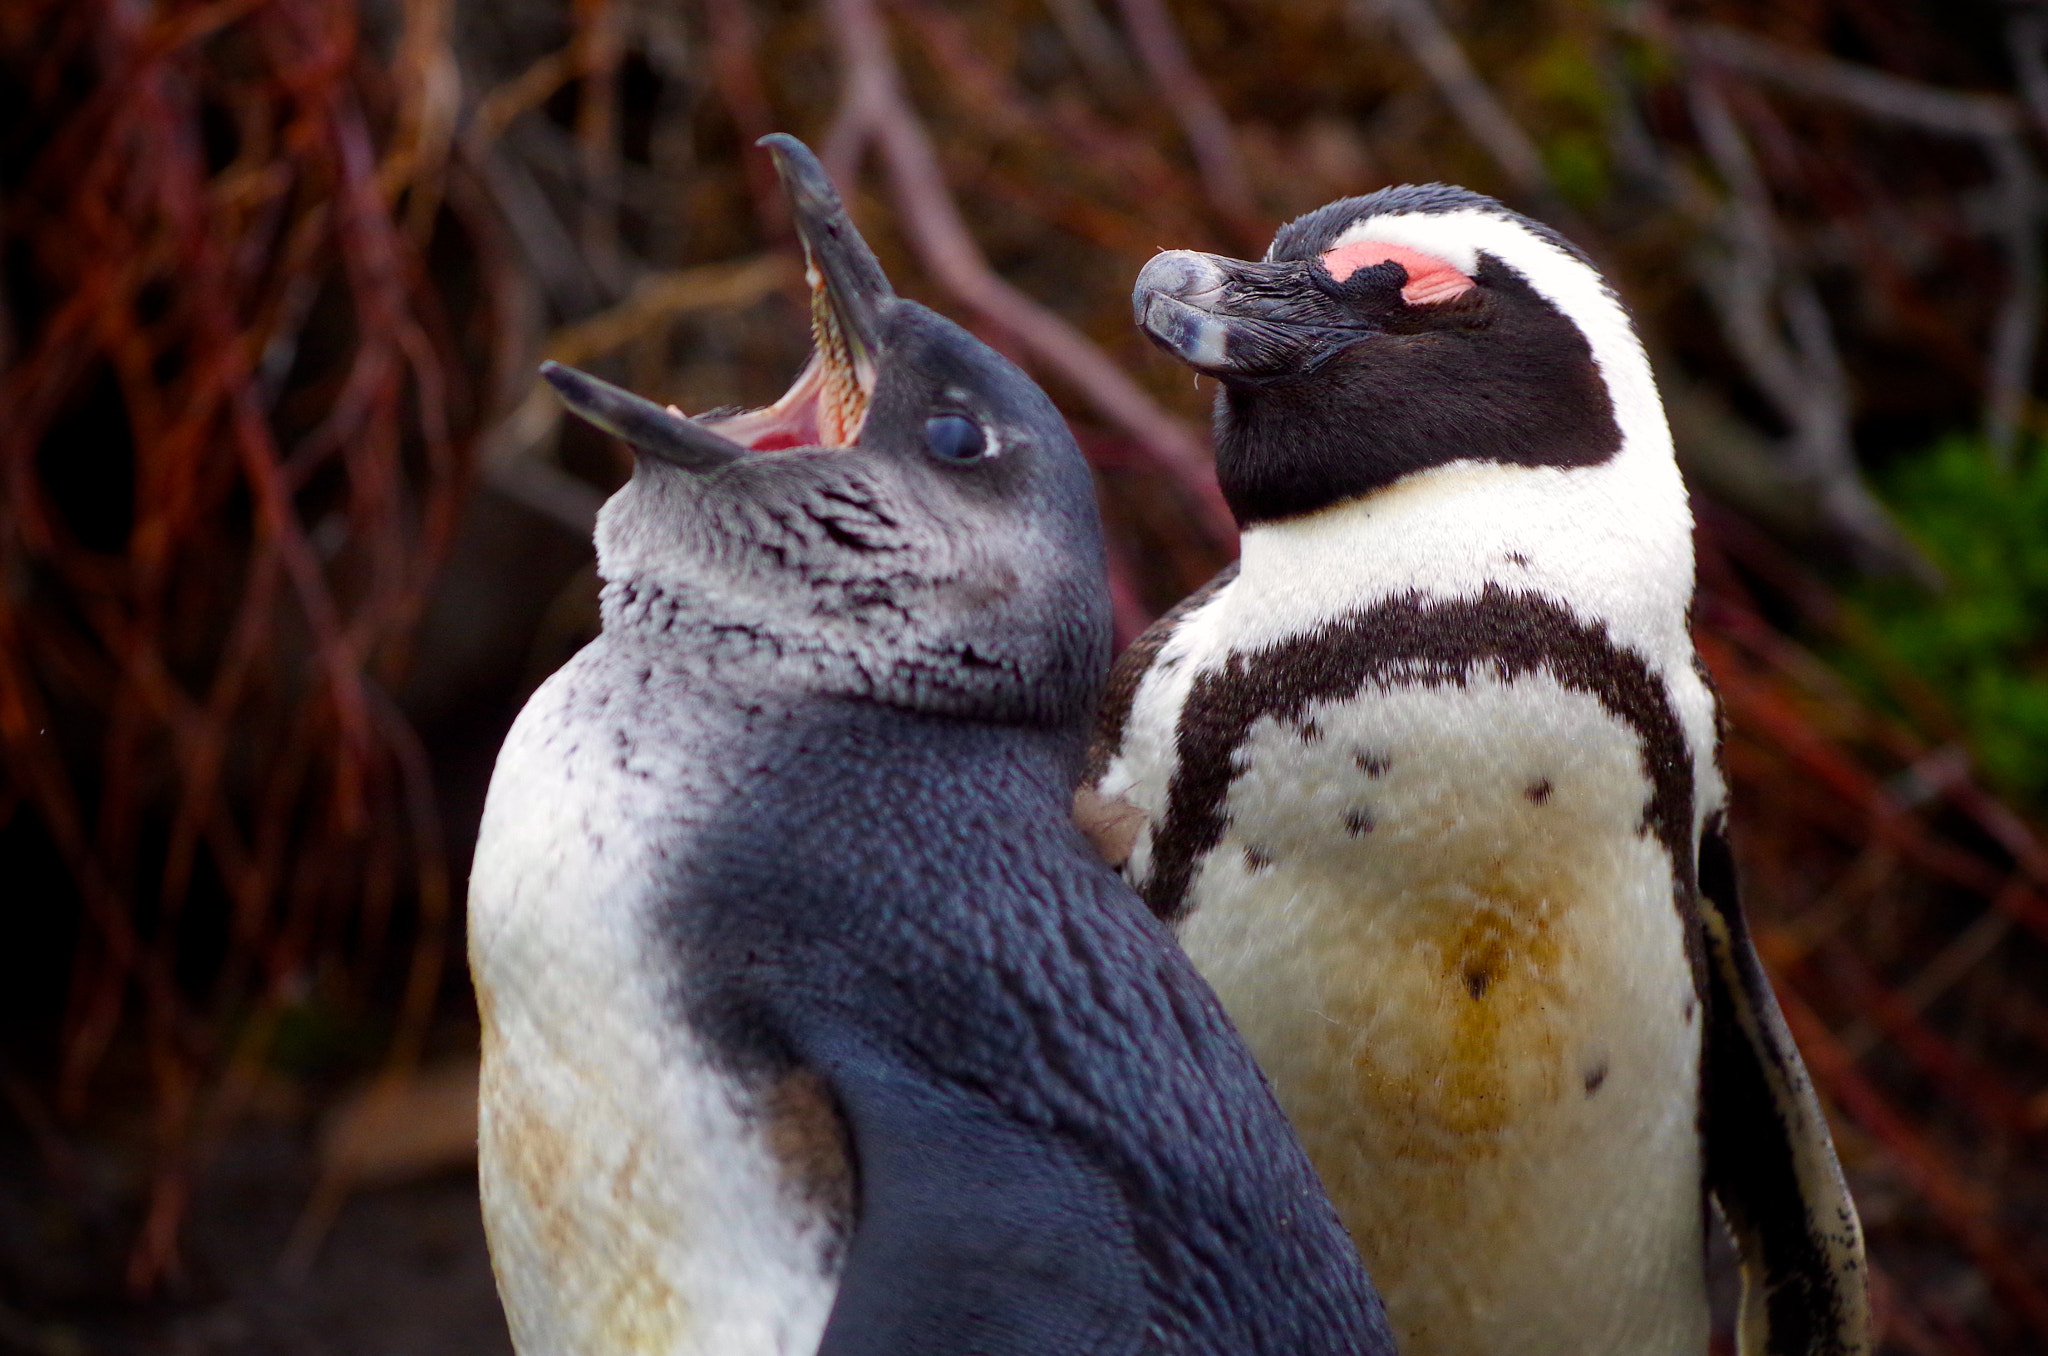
[546,135,1110,737]
[1131,183,1630,526]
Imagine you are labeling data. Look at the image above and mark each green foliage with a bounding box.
[1543,130,1610,209]
[1847,435,2048,804]
[268,994,387,1080]
[1524,36,1611,208]
[1526,38,1609,121]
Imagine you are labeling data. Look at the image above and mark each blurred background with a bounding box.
[4,0,2048,1350]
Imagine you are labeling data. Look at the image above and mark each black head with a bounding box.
[1133,183,1642,527]
[548,136,1110,734]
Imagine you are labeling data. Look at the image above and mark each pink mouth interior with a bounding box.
[668,284,873,451]
[680,354,830,452]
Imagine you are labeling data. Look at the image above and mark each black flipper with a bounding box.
[800,1025,1148,1356]
[1699,814,1871,1356]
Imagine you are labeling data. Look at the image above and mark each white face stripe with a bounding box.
[1325,214,1482,276]
[1324,209,1671,471]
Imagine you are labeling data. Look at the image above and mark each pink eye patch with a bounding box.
[1318,241,1475,305]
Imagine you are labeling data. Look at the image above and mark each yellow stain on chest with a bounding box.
[1180,675,1707,1355]
[1189,679,1663,1159]
[478,987,692,1355]
[1195,817,1631,1179]
[1341,861,1585,1160]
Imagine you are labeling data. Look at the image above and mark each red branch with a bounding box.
[820,0,1236,560]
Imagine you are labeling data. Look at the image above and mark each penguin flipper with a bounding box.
[1698,817,1872,1356]
[802,1027,1149,1356]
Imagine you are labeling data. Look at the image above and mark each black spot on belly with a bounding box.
[1243,846,1273,872]
[1506,551,1531,568]
[1525,778,1553,804]
[1353,750,1389,777]
[1465,968,1491,999]
[1145,585,1702,1018]
[1583,1063,1608,1096]
[1294,717,1324,742]
[1343,809,1374,836]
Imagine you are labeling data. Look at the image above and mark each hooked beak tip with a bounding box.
[1133,250,1228,309]
[1132,248,1365,379]
[758,134,892,346]
[756,133,820,190]
[1134,253,1236,372]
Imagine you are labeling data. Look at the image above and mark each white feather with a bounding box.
[469,653,839,1356]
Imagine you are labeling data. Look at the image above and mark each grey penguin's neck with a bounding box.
[597,575,1092,776]
[599,577,823,677]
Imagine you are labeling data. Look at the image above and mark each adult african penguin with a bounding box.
[1083,183,1870,1356]
[467,134,1394,1356]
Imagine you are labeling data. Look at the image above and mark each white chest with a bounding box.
[1101,595,1713,1356]
[467,662,841,1356]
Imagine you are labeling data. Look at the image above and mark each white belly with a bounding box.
[468,663,840,1356]
[1171,670,1708,1356]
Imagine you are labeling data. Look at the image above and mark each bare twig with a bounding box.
[1685,25,2020,139]
[545,254,796,366]
[2,0,506,1285]
[820,0,1235,549]
[1349,0,1550,200]
[703,0,788,244]
[1112,0,1260,239]
[2012,13,2048,144]
[1042,0,1135,98]
[1838,898,2011,1058]
[570,0,625,293]
[1685,76,1931,577]
[1776,984,2048,1337]
[1980,131,2040,460]
[378,0,460,240]
[477,254,797,536]
[1685,23,2042,462]
[477,150,607,318]
[465,49,576,155]
[890,0,1214,255]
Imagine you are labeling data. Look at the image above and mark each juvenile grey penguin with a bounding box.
[1084,185,1869,1356]
[467,136,1395,1356]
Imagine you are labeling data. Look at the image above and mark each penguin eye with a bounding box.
[923,415,988,463]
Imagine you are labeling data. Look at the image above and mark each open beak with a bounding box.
[1133,249,1367,379]
[539,361,749,470]
[542,133,891,469]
